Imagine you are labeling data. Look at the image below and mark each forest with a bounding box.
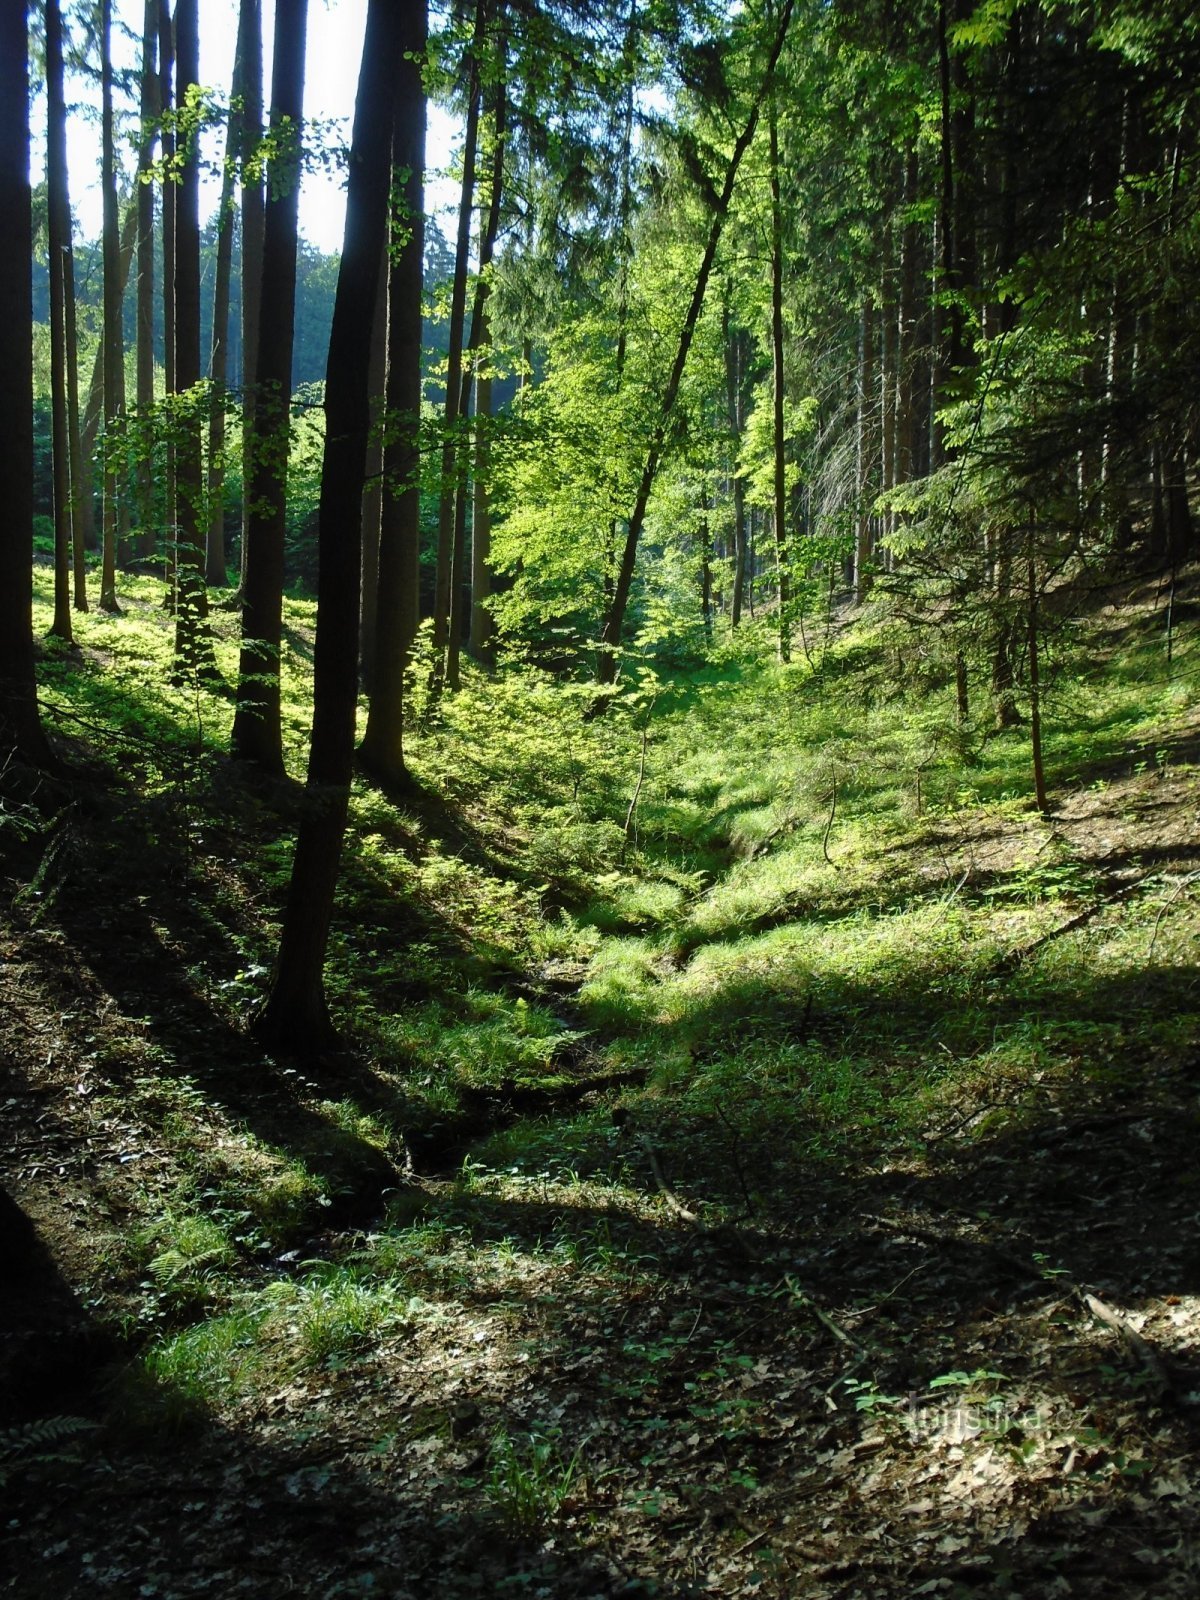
[3,0,1200,1594]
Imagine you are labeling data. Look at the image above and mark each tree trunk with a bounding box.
[768,81,790,661]
[100,0,122,613]
[238,0,265,592]
[1027,520,1048,813]
[724,305,747,628]
[0,1,53,765]
[159,0,176,596]
[135,0,158,561]
[64,203,87,610]
[358,16,426,787]
[595,0,795,697]
[470,367,494,665]
[854,295,876,600]
[45,0,73,643]
[432,0,485,663]
[171,0,215,677]
[359,236,389,691]
[256,0,404,1053]
[231,0,308,771]
[467,22,507,670]
[206,17,250,590]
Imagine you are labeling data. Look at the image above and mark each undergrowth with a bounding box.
[14,562,1200,1421]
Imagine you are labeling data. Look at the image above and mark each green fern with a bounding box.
[0,1416,96,1485]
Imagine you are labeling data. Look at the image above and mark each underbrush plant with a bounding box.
[484,1426,583,1536]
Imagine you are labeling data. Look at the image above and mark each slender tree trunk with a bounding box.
[595,0,795,697]
[256,0,404,1052]
[727,318,748,628]
[64,210,87,609]
[768,80,789,661]
[433,0,485,662]
[699,488,713,643]
[470,368,494,665]
[231,0,308,769]
[135,0,158,561]
[449,16,507,689]
[171,0,215,676]
[855,295,876,600]
[1027,519,1048,813]
[100,0,122,613]
[0,2,53,765]
[897,143,918,493]
[359,13,426,786]
[359,237,389,691]
[238,0,264,592]
[45,0,73,643]
[206,22,249,589]
[159,0,176,597]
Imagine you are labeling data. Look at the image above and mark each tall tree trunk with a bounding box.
[231,0,308,770]
[238,0,265,592]
[171,0,215,677]
[854,294,876,600]
[1027,519,1048,813]
[159,0,176,597]
[64,203,87,610]
[359,15,426,787]
[768,80,790,661]
[135,0,158,561]
[470,367,494,664]
[359,237,389,691]
[206,19,250,590]
[448,15,507,689]
[724,308,747,627]
[432,0,485,662]
[0,1,53,766]
[45,0,73,643]
[100,0,122,613]
[595,0,795,697]
[256,0,404,1053]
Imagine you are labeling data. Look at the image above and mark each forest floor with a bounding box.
[4,569,1200,1597]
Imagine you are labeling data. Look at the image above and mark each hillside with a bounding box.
[3,568,1200,1597]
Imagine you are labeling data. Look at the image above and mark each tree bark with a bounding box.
[238,0,265,592]
[45,0,74,643]
[159,0,176,595]
[0,0,53,765]
[231,0,309,771]
[256,0,404,1053]
[135,0,158,562]
[359,11,428,788]
[432,0,485,664]
[359,236,389,691]
[768,79,789,661]
[171,0,215,676]
[100,0,123,613]
[206,15,250,589]
[724,307,747,627]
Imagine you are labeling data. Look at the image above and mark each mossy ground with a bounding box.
[3,566,1200,1596]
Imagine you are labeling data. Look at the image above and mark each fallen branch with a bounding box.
[1082,1291,1175,1399]
[640,1136,698,1223]
[999,873,1159,972]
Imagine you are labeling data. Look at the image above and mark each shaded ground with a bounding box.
[4,577,1200,1596]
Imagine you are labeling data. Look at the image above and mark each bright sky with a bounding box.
[53,0,457,255]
